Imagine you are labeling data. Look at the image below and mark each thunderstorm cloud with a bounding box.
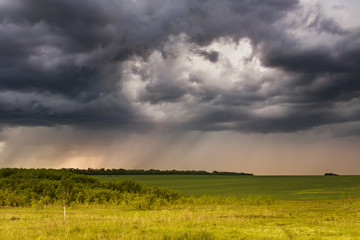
[0,0,360,173]
[0,0,359,134]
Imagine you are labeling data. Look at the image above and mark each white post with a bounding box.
[63,200,66,221]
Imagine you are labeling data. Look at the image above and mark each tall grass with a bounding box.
[2,169,360,239]
[1,197,360,239]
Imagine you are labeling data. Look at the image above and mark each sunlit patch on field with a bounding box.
[1,199,360,239]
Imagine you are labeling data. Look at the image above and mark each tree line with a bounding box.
[0,168,182,209]
[64,168,253,176]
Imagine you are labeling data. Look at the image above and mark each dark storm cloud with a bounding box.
[0,0,360,135]
[138,81,188,104]
[0,90,147,130]
[195,50,219,63]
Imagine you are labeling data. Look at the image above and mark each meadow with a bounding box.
[1,198,360,239]
[1,170,360,239]
[94,175,360,200]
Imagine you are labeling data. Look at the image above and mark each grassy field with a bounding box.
[94,175,360,200]
[2,174,360,239]
[1,198,360,239]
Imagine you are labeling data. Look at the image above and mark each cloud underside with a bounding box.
[0,0,360,135]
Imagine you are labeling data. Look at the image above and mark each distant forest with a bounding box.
[64,168,254,176]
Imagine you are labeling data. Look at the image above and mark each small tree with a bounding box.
[324,173,339,176]
[57,177,74,220]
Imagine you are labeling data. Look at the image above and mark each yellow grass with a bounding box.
[1,198,360,239]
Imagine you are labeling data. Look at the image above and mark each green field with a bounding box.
[1,199,360,239]
[94,175,360,200]
[2,171,360,239]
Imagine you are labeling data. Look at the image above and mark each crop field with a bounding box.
[94,175,360,200]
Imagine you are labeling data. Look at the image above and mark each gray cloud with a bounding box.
[138,81,188,104]
[195,50,219,63]
[0,0,359,136]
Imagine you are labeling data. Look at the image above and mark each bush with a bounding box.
[0,168,183,208]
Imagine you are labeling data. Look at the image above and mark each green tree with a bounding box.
[57,176,74,220]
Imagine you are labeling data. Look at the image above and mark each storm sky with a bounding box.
[0,0,360,174]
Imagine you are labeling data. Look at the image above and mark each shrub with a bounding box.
[0,168,183,208]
